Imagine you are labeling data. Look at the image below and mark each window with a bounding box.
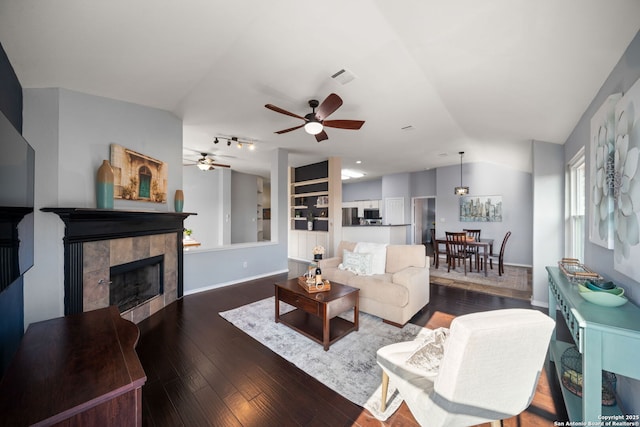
[567,148,586,260]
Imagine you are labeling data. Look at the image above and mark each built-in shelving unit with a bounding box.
[257,177,264,241]
[288,158,341,260]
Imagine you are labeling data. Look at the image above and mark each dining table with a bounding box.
[434,237,494,276]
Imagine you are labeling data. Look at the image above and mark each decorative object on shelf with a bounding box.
[589,93,621,250]
[183,228,192,239]
[174,189,184,212]
[459,194,502,222]
[96,159,114,209]
[577,283,628,307]
[313,245,325,260]
[557,258,603,284]
[307,211,314,230]
[454,151,469,196]
[560,346,617,406]
[110,143,168,203]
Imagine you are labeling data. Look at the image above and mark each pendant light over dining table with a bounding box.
[454,151,469,196]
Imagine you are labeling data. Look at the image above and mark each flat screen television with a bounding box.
[0,111,35,292]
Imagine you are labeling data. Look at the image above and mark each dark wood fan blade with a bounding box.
[275,124,305,134]
[315,130,329,142]
[322,119,365,130]
[265,104,306,121]
[315,93,343,121]
[209,162,231,168]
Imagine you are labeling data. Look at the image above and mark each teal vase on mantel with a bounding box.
[96,159,114,209]
[174,189,184,212]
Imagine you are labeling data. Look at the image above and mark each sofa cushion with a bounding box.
[386,244,426,273]
[348,273,409,307]
[355,242,388,274]
[340,250,373,275]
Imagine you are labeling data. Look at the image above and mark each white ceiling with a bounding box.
[1,0,639,180]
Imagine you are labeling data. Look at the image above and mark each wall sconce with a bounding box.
[454,151,469,196]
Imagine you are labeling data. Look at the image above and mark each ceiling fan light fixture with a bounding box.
[304,120,323,135]
[197,162,210,171]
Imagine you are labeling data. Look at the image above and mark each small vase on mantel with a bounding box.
[174,189,184,212]
[96,160,114,209]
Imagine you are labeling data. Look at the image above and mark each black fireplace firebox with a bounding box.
[110,255,164,313]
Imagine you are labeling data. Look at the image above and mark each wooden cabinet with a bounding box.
[0,306,146,426]
[546,267,640,422]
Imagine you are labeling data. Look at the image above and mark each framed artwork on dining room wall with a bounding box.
[613,77,640,282]
[589,93,621,250]
[110,143,168,203]
[459,195,502,222]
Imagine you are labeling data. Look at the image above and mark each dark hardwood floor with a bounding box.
[136,272,569,426]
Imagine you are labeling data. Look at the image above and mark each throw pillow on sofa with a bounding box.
[339,250,373,275]
[355,242,387,274]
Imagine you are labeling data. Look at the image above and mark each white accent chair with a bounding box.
[377,309,554,426]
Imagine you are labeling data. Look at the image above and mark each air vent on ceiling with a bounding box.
[331,68,356,85]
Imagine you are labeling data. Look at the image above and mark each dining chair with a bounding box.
[376,309,555,427]
[489,231,511,276]
[463,229,481,271]
[445,232,471,275]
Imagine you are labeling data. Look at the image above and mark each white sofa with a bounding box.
[318,241,430,326]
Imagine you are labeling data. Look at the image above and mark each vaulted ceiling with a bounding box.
[1,0,639,180]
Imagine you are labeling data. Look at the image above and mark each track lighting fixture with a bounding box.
[213,135,257,151]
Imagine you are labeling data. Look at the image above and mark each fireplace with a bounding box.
[110,255,164,313]
[43,208,192,323]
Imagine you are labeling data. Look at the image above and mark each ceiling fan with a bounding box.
[184,153,231,171]
[265,93,365,142]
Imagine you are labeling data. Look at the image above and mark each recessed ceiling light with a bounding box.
[341,169,365,180]
[356,160,362,164]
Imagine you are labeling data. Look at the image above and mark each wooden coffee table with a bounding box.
[275,278,359,351]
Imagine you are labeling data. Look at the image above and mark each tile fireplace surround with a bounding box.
[43,208,193,323]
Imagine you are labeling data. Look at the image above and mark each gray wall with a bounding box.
[436,161,533,265]
[23,88,182,326]
[231,170,259,244]
[562,30,640,415]
[343,161,533,265]
[342,178,382,201]
[565,30,640,300]
[183,148,288,294]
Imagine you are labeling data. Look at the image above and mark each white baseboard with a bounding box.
[184,268,289,296]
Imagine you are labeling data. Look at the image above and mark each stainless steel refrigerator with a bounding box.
[342,207,358,226]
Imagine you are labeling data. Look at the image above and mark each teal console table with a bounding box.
[547,266,640,422]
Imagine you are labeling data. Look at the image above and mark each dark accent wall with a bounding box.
[0,43,22,132]
[0,42,25,376]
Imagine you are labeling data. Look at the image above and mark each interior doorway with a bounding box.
[412,197,436,255]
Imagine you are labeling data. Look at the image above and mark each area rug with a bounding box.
[430,264,532,300]
[219,297,432,421]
